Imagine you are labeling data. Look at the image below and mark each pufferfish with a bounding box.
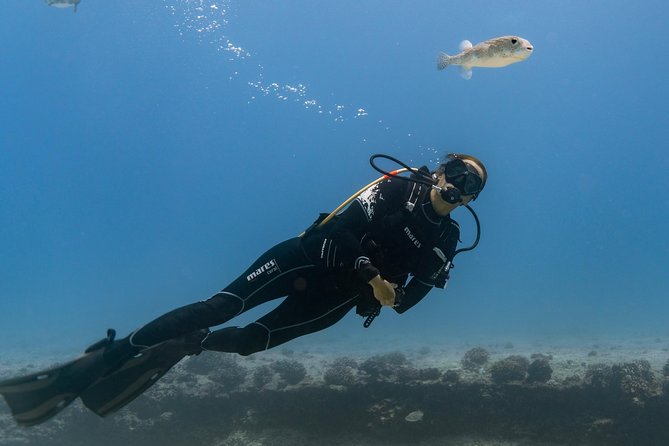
[437,35,534,80]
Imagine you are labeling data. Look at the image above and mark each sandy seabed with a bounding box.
[2,332,669,446]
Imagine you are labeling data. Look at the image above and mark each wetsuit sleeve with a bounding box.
[394,220,460,314]
[306,178,407,281]
[327,196,379,281]
[334,178,407,280]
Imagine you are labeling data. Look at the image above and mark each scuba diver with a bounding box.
[0,153,487,426]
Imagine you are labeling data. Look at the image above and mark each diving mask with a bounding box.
[443,157,484,199]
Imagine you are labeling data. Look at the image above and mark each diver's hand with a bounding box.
[368,275,397,307]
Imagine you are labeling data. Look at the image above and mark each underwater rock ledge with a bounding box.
[2,350,669,446]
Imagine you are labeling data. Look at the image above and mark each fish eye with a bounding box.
[511,38,518,44]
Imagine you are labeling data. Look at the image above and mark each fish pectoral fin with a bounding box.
[459,40,473,51]
[459,67,473,80]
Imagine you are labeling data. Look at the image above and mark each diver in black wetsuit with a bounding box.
[0,153,487,426]
[128,153,486,355]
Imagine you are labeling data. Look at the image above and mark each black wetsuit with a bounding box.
[129,175,460,355]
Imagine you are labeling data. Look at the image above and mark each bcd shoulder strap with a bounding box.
[404,166,432,212]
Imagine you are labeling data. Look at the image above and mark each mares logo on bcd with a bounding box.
[246,259,281,282]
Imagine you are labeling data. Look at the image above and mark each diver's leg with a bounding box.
[125,237,315,349]
[202,283,358,356]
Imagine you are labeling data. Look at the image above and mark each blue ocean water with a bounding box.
[0,0,668,354]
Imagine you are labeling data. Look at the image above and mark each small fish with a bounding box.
[437,36,533,80]
[45,0,81,12]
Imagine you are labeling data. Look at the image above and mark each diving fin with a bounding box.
[80,329,208,417]
[0,330,116,426]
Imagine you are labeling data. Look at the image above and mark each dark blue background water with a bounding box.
[1,0,668,353]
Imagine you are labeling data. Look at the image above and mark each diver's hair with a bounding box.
[433,153,488,190]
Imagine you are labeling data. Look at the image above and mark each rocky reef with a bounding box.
[2,345,669,446]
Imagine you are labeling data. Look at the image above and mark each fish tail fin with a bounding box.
[437,52,451,70]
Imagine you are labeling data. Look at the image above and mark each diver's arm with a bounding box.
[327,200,379,278]
[326,178,406,281]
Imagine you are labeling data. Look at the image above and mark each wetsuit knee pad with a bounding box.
[204,292,245,322]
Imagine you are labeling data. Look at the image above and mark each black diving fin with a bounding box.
[0,330,116,426]
[0,329,207,425]
[80,329,207,417]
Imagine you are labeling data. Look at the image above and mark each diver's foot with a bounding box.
[79,328,211,417]
[0,328,211,425]
[0,329,124,426]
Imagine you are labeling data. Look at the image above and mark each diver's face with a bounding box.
[436,174,474,206]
